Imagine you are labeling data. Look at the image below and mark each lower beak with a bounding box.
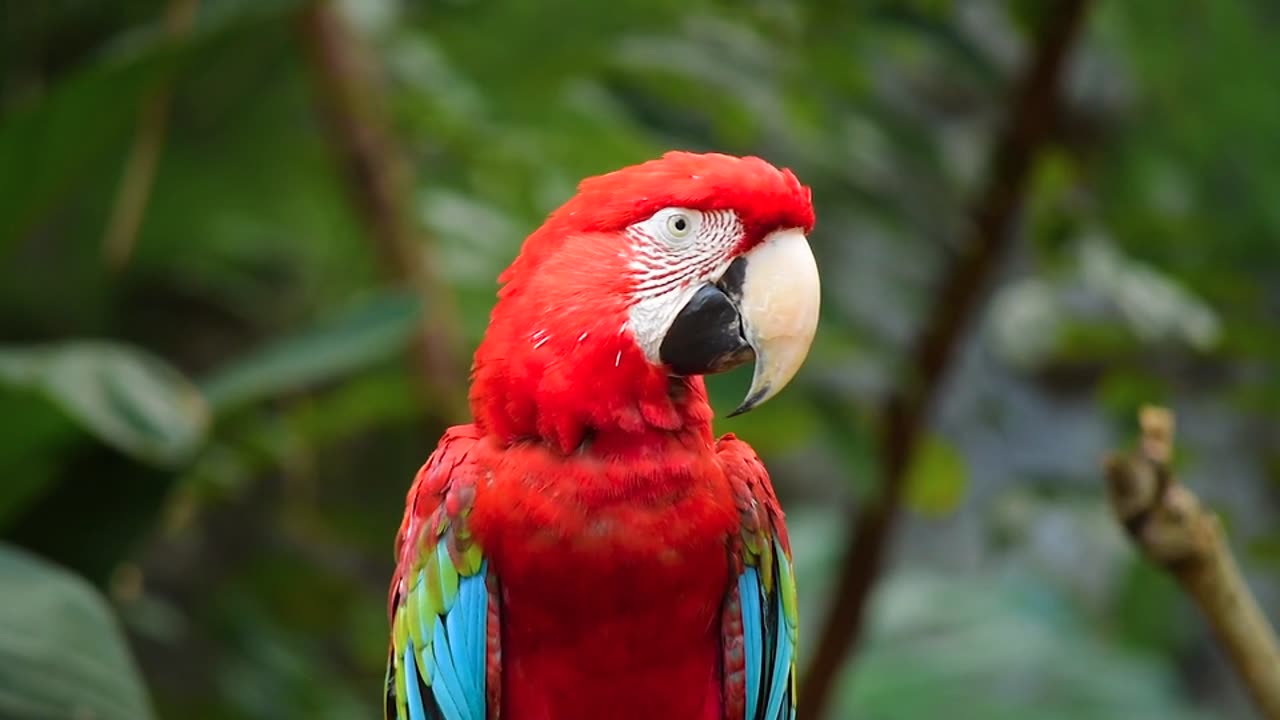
[658,228,821,415]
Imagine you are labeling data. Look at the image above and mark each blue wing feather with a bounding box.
[430,620,468,720]
[392,538,489,720]
[404,644,427,720]
[763,586,793,720]
[740,568,764,720]
[387,426,491,720]
[457,565,487,710]
[737,540,798,720]
[720,435,798,720]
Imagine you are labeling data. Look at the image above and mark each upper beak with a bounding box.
[658,228,821,415]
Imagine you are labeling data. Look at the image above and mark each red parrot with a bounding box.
[384,151,820,720]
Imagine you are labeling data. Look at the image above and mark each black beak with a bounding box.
[658,258,752,378]
[658,227,821,416]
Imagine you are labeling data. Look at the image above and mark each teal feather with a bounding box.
[738,536,798,720]
[392,533,489,720]
[741,568,763,720]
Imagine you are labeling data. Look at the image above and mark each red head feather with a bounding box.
[469,151,814,453]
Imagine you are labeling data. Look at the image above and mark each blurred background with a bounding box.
[2,1,1278,718]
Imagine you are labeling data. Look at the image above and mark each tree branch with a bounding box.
[798,2,1094,716]
[298,1,466,419]
[1105,406,1280,719]
[102,0,199,269]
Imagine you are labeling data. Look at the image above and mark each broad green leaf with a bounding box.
[0,543,154,720]
[905,433,968,516]
[0,342,209,467]
[200,291,424,413]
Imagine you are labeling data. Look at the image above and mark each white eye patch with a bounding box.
[623,208,744,363]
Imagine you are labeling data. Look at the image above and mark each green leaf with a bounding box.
[905,433,968,517]
[200,291,424,413]
[0,342,209,467]
[0,543,154,720]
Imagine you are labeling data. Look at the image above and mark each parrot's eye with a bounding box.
[663,211,696,242]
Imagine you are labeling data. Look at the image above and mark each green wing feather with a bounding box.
[719,433,798,720]
[385,426,493,720]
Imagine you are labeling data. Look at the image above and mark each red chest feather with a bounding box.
[468,432,739,720]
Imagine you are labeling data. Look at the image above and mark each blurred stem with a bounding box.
[798,1,1093,717]
[298,0,466,421]
[1105,406,1280,719]
[102,0,198,270]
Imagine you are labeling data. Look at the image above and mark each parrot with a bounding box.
[384,151,820,720]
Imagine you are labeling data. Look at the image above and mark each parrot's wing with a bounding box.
[718,433,798,720]
[385,425,498,720]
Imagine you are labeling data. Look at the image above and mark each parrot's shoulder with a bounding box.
[716,433,790,559]
[392,424,488,611]
[386,423,496,720]
[415,423,486,500]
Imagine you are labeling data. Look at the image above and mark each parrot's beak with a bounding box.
[658,227,820,416]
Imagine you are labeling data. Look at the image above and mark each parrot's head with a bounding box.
[472,151,820,453]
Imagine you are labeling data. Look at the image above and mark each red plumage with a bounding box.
[471,151,814,453]
[389,151,809,720]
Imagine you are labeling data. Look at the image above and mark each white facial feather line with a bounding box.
[625,208,744,363]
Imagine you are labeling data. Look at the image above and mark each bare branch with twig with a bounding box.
[1105,406,1280,719]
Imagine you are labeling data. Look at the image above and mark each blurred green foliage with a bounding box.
[2,0,1278,718]
[0,544,154,720]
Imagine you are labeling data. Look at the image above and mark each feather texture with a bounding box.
[386,427,496,720]
[387,426,798,720]
[384,152,814,719]
[719,434,798,720]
